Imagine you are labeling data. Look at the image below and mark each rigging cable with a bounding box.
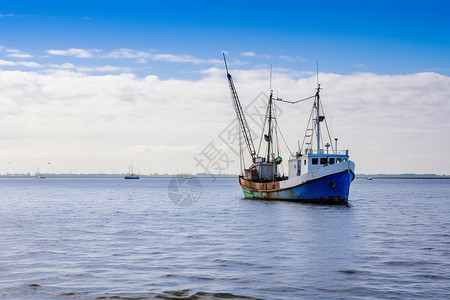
[319,100,335,152]
[272,103,284,177]
[273,102,281,158]
[274,118,294,157]
[300,104,315,153]
[275,95,315,104]
[257,99,271,157]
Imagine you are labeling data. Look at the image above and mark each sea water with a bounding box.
[0,177,449,299]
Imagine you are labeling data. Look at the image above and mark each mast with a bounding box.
[223,53,256,162]
[267,91,273,162]
[316,84,321,154]
[315,61,323,154]
[267,65,273,163]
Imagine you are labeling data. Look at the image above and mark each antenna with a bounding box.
[316,61,319,88]
[270,64,273,93]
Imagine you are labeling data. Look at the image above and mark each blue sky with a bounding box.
[2,0,449,77]
[1,1,450,175]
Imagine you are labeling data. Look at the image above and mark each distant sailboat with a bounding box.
[36,165,46,179]
[124,161,139,179]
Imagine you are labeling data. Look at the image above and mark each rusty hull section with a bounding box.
[239,176,281,192]
[238,172,352,204]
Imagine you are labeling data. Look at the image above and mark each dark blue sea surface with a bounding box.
[0,177,449,299]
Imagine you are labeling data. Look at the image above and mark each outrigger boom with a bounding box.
[223,53,256,162]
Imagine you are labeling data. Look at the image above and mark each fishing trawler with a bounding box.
[224,54,355,204]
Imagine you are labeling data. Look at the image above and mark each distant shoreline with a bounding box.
[0,174,236,179]
[355,175,450,180]
[0,174,449,179]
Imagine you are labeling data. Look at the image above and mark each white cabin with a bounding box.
[288,150,349,178]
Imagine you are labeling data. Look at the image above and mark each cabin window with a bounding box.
[329,158,335,164]
[343,158,348,162]
[312,158,318,164]
[304,160,306,165]
[320,158,327,164]
[337,158,342,163]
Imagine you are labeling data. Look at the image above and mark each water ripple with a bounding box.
[0,178,450,299]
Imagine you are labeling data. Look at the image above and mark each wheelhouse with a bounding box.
[288,150,349,178]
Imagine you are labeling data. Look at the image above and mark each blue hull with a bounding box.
[241,171,354,204]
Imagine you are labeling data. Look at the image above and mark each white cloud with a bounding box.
[0,69,230,174]
[224,59,248,66]
[35,62,128,73]
[48,63,75,69]
[106,48,222,64]
[0,14,15,17]
[353,63,365,67]
[241,52,256,57]
[279,55,306,62]
[0,59,14,66]
[0,68,448,175]
[44,47,222,65]
[6,49,33,58]
[104,48,150,59]
[7,53,32,58]
[0,53,131,73]
[150,53,221,64]
[18,61,41,68]
[76,65,127,72]
[47,48,101,58]
[135,58,148,64]
[129,144,201,153]
[0,59,41,68]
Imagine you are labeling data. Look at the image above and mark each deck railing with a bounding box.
[304,149,349,155]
